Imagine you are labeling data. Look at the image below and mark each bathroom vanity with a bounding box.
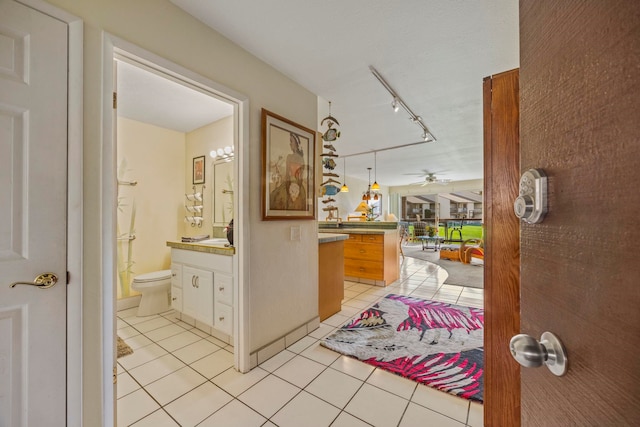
[166,239,235,343]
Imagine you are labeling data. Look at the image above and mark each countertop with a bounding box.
[318,233,349,243]
[166,240,235,256]
[318,228,398,235]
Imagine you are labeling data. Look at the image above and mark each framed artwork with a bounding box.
[261,109,316,220]
[193,156,205,184]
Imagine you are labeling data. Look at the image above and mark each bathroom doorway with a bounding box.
[106,39,251,401]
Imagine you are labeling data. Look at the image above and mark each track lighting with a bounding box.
[391,97,399,112]
[370,65,437,142]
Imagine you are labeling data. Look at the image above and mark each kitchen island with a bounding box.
[318,233,348,321]
[319,222,399,287]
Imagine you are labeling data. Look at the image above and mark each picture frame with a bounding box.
[261,108,316,220]
[192,155,205,184]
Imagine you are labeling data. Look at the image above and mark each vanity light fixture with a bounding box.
[369,65,436,143]
[210,145,234,162]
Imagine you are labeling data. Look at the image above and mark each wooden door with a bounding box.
[0,1,69,425]
[518,1,640,425]
[483,69,521,427]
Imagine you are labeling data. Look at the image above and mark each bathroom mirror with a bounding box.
[211,159,234,225]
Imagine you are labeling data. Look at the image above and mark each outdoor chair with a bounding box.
[460,238,484,264]
[448,220,463,241]
[413,221,427,239]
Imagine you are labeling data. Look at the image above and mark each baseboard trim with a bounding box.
[251,316,320,368]
[116,295,141,312]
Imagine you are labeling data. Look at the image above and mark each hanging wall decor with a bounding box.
[320,102,342,221]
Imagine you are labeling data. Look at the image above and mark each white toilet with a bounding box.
[131,270,172,317]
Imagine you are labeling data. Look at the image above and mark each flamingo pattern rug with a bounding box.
[321,294,484,402]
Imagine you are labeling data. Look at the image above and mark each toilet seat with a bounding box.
[132,270,171,284]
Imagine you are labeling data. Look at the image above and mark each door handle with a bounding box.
[10,272,59,289]
[509,331,568,376]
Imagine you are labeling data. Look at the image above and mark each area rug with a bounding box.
[117,336,133,358]
[403,244,484,289]
[321,294,484,402]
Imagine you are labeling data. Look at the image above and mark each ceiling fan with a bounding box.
[406,170,451,186]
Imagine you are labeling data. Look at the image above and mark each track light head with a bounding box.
[391,97,399,112]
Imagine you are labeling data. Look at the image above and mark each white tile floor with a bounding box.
[117,253,484,426]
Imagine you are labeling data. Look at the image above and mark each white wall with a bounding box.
[46,0,319,421]
[185,115,234,235]
[320,174,389,221]
[116,117,185,298]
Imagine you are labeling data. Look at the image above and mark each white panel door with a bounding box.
[0,1,68,425]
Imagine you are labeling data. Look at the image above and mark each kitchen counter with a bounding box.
[319,228,397,236]
[318,233,350,243]
[166,240,235,256]
[318,233,347,321]
[320,226,399,286]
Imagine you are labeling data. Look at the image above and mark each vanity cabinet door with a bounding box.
[215,303,233,336]
[213,273,233,337]
[170,263,183,311]
[171,287,182,311]
[215,274,233,306]
[171,263,182,288]
[182,266,214,327]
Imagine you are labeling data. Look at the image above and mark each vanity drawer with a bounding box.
[171,286,182,311]
[215,302,233,336]
[171,263,182,288]
[215,273,233,306]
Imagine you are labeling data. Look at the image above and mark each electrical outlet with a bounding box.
[290,226,301,241]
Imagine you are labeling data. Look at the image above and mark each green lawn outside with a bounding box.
[437,225,483,241]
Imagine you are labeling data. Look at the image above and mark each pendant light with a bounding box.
[371,152,380,191]
[340,158,349,192]
[362,168,372,201]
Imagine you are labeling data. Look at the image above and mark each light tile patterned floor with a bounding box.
[117,254,484,426]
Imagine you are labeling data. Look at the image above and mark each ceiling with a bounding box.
[117,60,233,133]
[119,0,519,187]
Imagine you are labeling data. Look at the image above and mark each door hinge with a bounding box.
[113,365,117,384]
[113,92,117,109]
[67,271,70,285]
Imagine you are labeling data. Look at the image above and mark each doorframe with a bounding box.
[101,34,251,422]
[483,69,521,426]
[16,0,84,424]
